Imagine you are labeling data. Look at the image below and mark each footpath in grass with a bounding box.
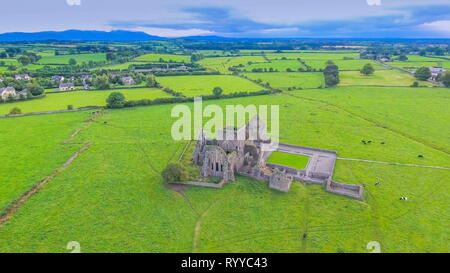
[0,92,448,252]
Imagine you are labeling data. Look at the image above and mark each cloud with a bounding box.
[66,0,81,6]
[108,4,450,38]
[366,0,381,7]
[122,27,215,38]
[421,20,450,34]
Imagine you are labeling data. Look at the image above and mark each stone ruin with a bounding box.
[186,115,364,200]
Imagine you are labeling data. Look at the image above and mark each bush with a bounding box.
[414,67,432,81]
[9,107,21,115]
[161,162,189,183]
[67,104,74,110]
[212,86,223,97]
[106,92,126,108]
[360,63,375,75]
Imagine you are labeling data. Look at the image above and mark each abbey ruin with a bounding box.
[184,116,363,200]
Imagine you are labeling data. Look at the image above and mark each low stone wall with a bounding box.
[326,180,364,201]
[168,181,224,189]
[0,106,101,118]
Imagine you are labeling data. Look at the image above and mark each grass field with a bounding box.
[38,53,107,65]
[244,72,324,89]
[265,52,360,60]
[156,75,264,97]
[197,56,267,74]
[0,88,448,252]
[305,59,385,71]
[241,60,306,72]
[339,70,434,86]
[389,61,450,70]
[135,54,190,63]
[267,151,310,170]
[0,88,171,115]
[0,112,87,213]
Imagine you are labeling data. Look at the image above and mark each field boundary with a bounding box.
[287,93,450,156]
[337,157,450,170]
[0,106,101,118]
[0,142,93,227]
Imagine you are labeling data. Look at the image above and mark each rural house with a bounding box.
[15,74,31,81]
[121,76,136,85]
[429,67,446,81]
[0,87,16,100]
[52,75,65,82]
[15,89,30,99]
[59,82,76,91]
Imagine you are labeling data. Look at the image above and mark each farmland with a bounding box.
[304,59,385,71]
[339,70,434,86]
[0,88,448,252]
[244,72,324,89]
[197,56,267,74]
[134,54,190,63]
[0,88,171,115]
[156,75,265,97]
[0,37,449,254]
[240,60,306,72]
[38,53,107,65]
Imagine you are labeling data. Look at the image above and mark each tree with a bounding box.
[17,55,31,66]
[212,86,223,97]
[161,162,189,183]
[414,67,432,81]
[26,83,44,96]
[398,55,408,61]
[69,58,77,65]
[9,107,21,115]
[106,92,126,108]
[67,105,74,110]
[440,71,450,88]
[323,61,340,87]
[93,75,110,89]
[360,63,375,75]
[145,74,157,87]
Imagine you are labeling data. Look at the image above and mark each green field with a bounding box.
[135,54,190,63]
[244,72,324,89]
[304,59,385,71]
[339,70,434,86]
[197,56,268,74]
[0,87,448,252]
[267,152,310,170]
[156,75,264,97]
[389,61,450,70]
[38,53,107,65]
[0,88,171,115]
[241,60,306,72]
[265,52,360,60]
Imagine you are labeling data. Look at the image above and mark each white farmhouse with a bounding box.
[0,87,16,100]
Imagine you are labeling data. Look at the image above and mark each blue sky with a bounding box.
[1,0,450,38]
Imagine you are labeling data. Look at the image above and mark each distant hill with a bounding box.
[0,30,163,42]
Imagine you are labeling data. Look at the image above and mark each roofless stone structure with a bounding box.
[177,115,363,200]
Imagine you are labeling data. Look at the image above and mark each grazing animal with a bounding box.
[380,142,385,145]
[418,154,424,158]
[375,181,381,186]
[361,140,367,144]
[400,197,408,201]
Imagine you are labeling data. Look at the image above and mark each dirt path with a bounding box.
[0,142,93,227]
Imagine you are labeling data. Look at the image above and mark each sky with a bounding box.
[1,0,450,38]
